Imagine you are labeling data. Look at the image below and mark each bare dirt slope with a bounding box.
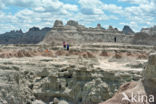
[99,53,156,104]
[0,43,155,104]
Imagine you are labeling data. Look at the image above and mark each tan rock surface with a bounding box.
[0,43,154,104]
[100,53,156,104]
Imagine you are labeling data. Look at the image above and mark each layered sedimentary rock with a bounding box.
[0,19,155,46]
[100,53,156,104]
[132,25,156,45]
[0,55,142,104]
[0,43,152,104]
[41,20,134,45]
[132,32,156,45]
[141,25,156,35]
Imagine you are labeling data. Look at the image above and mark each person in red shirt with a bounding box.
[63,41,66,49]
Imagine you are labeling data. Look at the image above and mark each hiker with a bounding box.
[114,37,117,43]
[63,41,66,49]
[67,44,69,51]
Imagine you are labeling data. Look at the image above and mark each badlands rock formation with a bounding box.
[0,43,155,104]
[132,32,156,45]
[134,26,156,45]
[141,25,156,35]
[122,25,135,35]
[0,19,156,46]
[0,27,51,44]
[54,20,63,27]
[100,53,156,104]
[41,20,134,45]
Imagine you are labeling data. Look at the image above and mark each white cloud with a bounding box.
[79,0,104,15]
[118,0,149,4]
[0,0,156,33]
[103,4,123,14]
[79,0,123,15]
[0,0,5,10]
[40,0,62,11]
[0,0,79,33]
[3,0,38,7]
[2,0,78,13]
[79,0,103,8]
[117,0,156,31]
[63,4,78,11]
[34,7,45,12]
[0,24,17,33]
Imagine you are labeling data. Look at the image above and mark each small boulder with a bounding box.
[53,97,59,104]
[53,20,63,27]
[66,20,78,27]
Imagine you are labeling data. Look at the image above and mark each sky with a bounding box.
[0,0,156,34]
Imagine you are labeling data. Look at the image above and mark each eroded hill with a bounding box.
[0,43,155,104]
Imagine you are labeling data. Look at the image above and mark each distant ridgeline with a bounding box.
[0,20,156,45]
[0,27,51,44]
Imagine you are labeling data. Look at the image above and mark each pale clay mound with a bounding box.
[99,53,156,104]
[0,43,155,104]
[0,56,143,104]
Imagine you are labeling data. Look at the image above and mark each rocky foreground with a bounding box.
[0,43,155,104]
[100,53,156,104]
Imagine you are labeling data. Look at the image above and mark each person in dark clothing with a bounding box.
[67,44,69,51]
[114,37,117,43]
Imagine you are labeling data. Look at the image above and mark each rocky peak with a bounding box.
[66,20,79,27]
[53,20,63,27]
[114,28,118,31]
[96,24,102,28]
[29,27,40,32]
[122,25,134,35]
[10,29,23,34]
[108,25,113,30]
[107,25,118,32]
[10,30,16,33]
[16,29,23,33]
